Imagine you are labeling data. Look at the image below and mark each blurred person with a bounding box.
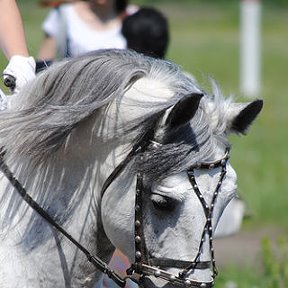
[121,6,169,59]
[37,0,137,64]
[0,0,36,94]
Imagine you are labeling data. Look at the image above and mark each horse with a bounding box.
[0,49,262,288]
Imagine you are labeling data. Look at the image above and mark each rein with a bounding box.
[0,150,127,287]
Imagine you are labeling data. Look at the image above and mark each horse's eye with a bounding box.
[151,194,177,211]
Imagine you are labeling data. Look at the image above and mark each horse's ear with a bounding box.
[228,99,263,134]
[165,93,203,128]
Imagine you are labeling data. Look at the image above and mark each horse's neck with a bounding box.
[0,116,129,286]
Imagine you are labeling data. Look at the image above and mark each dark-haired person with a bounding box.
[121,7,169,59]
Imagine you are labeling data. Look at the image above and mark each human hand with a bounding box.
[3,55,36,94]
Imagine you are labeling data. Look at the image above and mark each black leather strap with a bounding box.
[148,258,211,269]
[100,123,159,198]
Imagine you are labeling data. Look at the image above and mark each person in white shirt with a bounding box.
[37,0,136,62]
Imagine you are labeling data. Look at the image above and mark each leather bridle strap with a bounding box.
[140,264,214,288]
[127,171,215,288]
[148,258,211,270]
[127,149,230,288]
[182,148,230,278]
[100,141,146,198]
[132,172,213,273]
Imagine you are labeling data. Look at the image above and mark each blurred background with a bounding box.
[1,0,287,287]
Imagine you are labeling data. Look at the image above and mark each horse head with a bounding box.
[100,74,263,287]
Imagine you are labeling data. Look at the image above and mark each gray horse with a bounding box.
[0,49,262,288]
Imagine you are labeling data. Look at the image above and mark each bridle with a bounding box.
[125,147,230,288]
[0,142,229,288]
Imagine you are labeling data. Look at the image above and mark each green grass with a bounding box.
[216,266,262,288]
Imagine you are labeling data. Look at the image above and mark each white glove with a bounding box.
[3,55,36,94]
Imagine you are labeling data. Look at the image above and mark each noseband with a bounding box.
[0,141,229,288]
